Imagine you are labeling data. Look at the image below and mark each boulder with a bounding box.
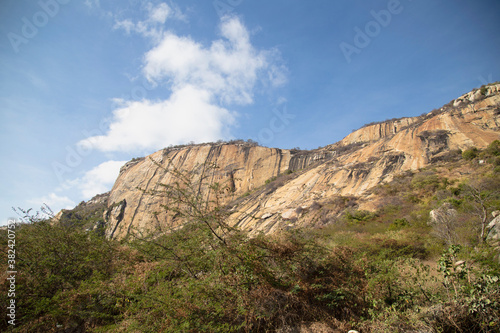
[487,213,500,263]
[429,203,457,225]
[281,208,298,220]
[487,215,500,245]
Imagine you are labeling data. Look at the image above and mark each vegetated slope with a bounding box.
[3,140,500,333]
[101,83,500,239]
[54,192,109,233]
[4,84,500,333]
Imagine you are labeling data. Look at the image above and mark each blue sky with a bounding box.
[0,0,499,224]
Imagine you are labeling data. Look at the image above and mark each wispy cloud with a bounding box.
[77,160,126,198]
[27,160,124,216]
[113,2,185,41]
[28,193,76,212]
[55,160,126,200]
[143,16,280,105]
[84,0,100,9]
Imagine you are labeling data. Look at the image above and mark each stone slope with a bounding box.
[104,84,500,239]
[106,144,293,238]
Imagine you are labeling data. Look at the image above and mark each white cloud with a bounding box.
[78,160,127,199]
[113,2,185,40]
[268,64,289,87]
[83,13,287,154]
[146,2,172,24]
[27,161,125,217]
[143,16,271,105]
[114,19,135,34]
[84,0,100,9]
[80,86,235,152]
[28,193,76,212]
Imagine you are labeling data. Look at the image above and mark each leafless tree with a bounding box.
[461,177,500,242]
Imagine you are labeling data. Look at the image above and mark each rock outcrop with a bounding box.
[101,84,500,239]
[54,192,110,230]
[105,144,294,238]
[487,211,500,247]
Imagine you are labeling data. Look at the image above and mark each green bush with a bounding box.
[0,219,121,332]
[389,218,410,230]
[486,140,500,157]
[411,171,445,192]
[265,176,277,184]
[463,147,479,160]
[345,209,377,223]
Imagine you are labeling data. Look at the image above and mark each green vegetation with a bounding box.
[265,176,277,184]
[462,141,500,162]
[1,143,500,332]
[462,146,479,160]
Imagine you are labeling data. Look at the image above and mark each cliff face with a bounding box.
[106,144,292,238]
[104,84,500,239]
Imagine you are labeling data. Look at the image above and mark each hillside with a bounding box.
[4,83,500,333]
[98,83,500,240]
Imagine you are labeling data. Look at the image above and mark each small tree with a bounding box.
[429,203,459,245]
[460,177,500,242]
[0,206,119,331]
[140,157,235,244]
[462,147,479,160]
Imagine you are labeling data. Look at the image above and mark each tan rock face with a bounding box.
[106,144,291,238]
[105,86,500,239]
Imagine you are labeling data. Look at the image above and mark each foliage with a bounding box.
[344,209,377,223]
[388,218,410,231]
[0,215,123,332]
[2,143,500,332]
[486,140,500,157]
[265,176,277,184]
[411,171,447,192]
[480,86,488,96]
[463,146,479,160]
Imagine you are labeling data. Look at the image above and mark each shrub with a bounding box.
[265,176,277,184]
[411,171,445,192]
[0,217,121,332]
[462,147,479,160]
[389,218,410,230]
[345,209,377,223]
[486,140,500,157]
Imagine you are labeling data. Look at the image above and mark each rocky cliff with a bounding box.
[106,144,292,238]
[103,84,500,239]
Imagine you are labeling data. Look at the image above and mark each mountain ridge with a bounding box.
[59,83,500,239]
